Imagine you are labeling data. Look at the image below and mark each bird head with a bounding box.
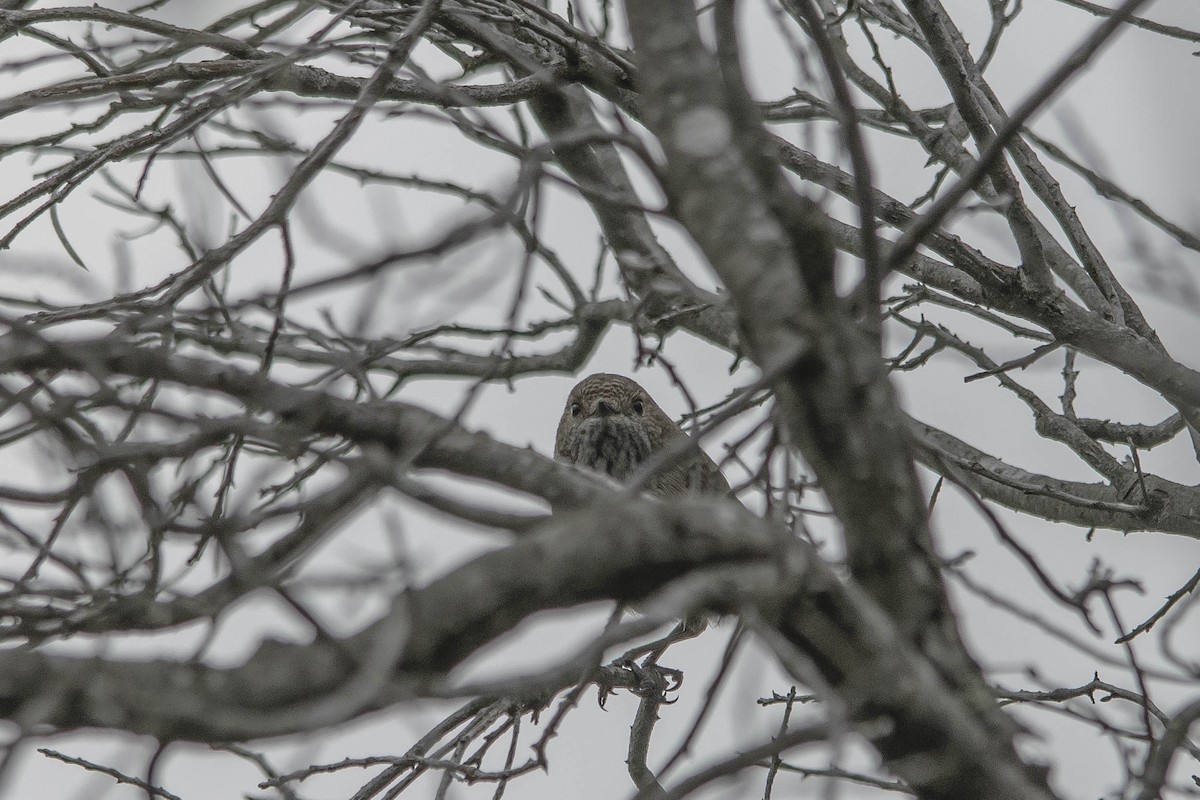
[554,373,672,481]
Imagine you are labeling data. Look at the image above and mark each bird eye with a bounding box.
[570,402,582,417]
[632,398,644,415]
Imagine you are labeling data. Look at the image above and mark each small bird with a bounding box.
[554,373,731,496]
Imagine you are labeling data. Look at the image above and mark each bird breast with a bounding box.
[562,415,654,481]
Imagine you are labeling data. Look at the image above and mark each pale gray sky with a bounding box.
[2,1,1198,798]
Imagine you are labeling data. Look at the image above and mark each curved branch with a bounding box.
[911,418,1200,538]
[0,482,1056,800]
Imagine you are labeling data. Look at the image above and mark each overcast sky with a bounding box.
[2,1,1199,798]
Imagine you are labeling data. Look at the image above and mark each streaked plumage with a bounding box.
[555,373,730,496]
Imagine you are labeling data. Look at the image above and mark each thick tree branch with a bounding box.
[620,3,1052,798]
[911,418,1200,538]
[0,478,1056,800]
